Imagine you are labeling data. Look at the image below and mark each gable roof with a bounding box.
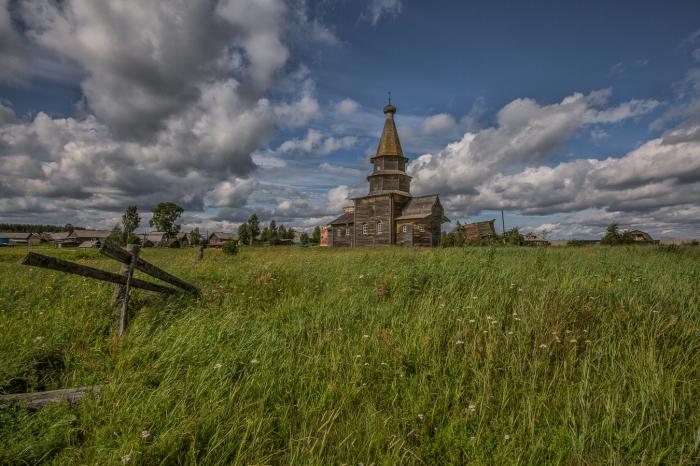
[209,232,237,241]
[72,229,111,238]
[49,232,72,241]
[0,232,37,239]
[395,195,449,222]
[328,211,354,225]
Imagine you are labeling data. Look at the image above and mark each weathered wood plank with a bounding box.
[0,385,101,409]
[21,252,177,294]
[100,241,198,294]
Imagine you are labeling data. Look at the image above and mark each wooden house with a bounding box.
[176,232,190,247]
[460,220,497,242]
[327,101,448,247]
[628,229,655,243]
[208,232,237,248]
[0,232,42,246]
[523,232,550,246]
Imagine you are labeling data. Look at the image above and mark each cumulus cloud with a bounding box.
[205,178,257,208]
[409,89,661,195]
[407,88,700,237]
[336,98,360,115]
[0,0,344,228]
[422,113,457,135]
[278,129,357,155]
[319,162,363,177]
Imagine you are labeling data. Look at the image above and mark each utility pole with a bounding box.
[501,209,506,244]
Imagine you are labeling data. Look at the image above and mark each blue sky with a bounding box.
[1,0,699,238]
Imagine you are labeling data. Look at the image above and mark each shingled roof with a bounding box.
[328,211,354,225]
[395,195,442,221]
[375,104,404,157]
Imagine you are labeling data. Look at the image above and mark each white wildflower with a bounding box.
[121,453,132,463]
[417,414,424,421]
[364,362,369,366]
[469,319,476,323]
[250,359,259,364]
[585,340,591,344]
[141,430,150,438]
[455,340,464,345]
[539,344,548,349]
[483,330,488,334]
[355,354,361,359]
[504,434,511,440]
[362,334,369,339]
[213,363,222,369]
[380,362,388,366]
[468,403,476,412]
[34,336,43,342]
[507,331,513,335]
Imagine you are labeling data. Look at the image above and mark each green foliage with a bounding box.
[300,232,310,244]
[505,227,523,245]
[0,224,80,233]
[312,226,321,244]
[189,227,201,246]
[149,202,184,236]
[1,246,699,464]
[247,213,260,244]
[238,223,250,246]
[109,225,125,246]
[567,240,586,247]
[121,206,140,244]
[601,223,635,245]
[222,240,238,255]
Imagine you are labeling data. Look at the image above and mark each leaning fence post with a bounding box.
[197,244,204,261]
[119,244,140,336]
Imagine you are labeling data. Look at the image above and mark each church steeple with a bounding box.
[367,99,411,195]
[375,95,403,157]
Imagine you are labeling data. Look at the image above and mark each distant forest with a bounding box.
[0,224,82,233]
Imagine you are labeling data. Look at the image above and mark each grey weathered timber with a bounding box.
[101,241,198,294]
[21,252,177,294]
[119,244,139,336]
[0,385,101,409]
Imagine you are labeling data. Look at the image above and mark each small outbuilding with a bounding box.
[460,220,497,243]
[208,232,238,248]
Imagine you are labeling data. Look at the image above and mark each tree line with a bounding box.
[237,213,321,246]
[0,223,83,233]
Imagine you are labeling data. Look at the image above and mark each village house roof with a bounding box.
[374,104,404,158]
[460,220,497,241]
[328,211,354,225]
[0,232,38,239]
[72,229,111,239]
[138,232,167,243]
[48,232,72,241]
[395,195,449,222]
[628,229,654,241]
[209,232,237,241]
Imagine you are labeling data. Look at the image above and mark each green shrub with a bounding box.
[222,240,238,255]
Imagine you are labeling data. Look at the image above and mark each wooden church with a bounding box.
[328,101,448,247]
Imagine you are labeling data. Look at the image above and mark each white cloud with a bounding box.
[278,129,357,155]
[319,162,363,177]
[422,113,457,135]
[205,178,257,208]
[336,98,360,115]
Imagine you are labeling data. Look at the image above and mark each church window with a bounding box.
[346,227,351,236]
[362,223,368,235]
[377,221,383,234]
[337,228,342,238]
[419,224,426,232]
[402,224,408,233]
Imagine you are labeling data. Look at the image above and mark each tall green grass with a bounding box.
[1,245,699,464]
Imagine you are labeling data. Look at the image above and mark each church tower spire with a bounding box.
[375,96,403,157]
[367,100,411,195]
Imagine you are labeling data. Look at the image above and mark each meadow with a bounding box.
[0,244,698,465]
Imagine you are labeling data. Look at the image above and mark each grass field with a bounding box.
[1,245,699,464]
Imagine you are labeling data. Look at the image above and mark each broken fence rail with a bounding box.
[21,252,178,294]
